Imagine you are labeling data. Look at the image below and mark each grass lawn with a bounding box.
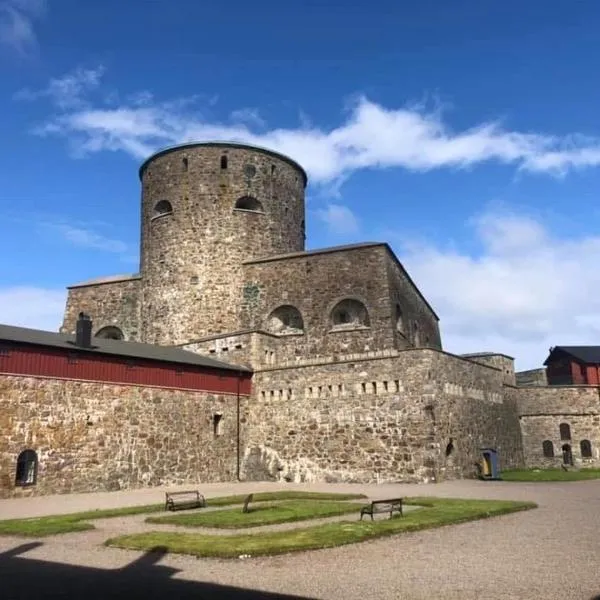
[146,500,363,528]
[501,468,600,482]
[0,491,366,537]
[106,497,537,558]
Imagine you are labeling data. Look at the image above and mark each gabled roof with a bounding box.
[0,323,251,373]
[544,346,600,366]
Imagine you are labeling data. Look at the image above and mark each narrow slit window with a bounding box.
[221,155,228,169]
[213,413,223,437]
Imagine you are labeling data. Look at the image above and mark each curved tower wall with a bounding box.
[139,143,306,345]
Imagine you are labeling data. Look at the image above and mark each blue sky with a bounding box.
[2,0,600,370]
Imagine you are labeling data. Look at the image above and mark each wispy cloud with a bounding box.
[15,66,105,110]
[315,203,360,235]
[19,65,600,186]
[0,0,45,55]
[0,286,65,331]
[394,208,600,369]
[36,217,130,254]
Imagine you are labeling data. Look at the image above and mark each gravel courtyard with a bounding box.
[1,479,599,600]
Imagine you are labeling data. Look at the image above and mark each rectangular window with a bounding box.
[213,413,223,437]
[372,381,377,394]
[361,382,367,394]
[383,381,389,392]
[394,380,400,392]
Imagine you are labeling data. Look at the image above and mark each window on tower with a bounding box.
[234,196,264,213]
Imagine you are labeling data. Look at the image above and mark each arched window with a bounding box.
[95,326,124,340]
[580,439,592,458]
[153,200,173,218]
[234,196,263,212]
[562,443,573,466]
[542,440,554,458]
[559,423,571,441]
[413,321,420,347]
[395,304,405,334]
[330,299,370,329]
[15,449,38,486]
[267,305,304,335]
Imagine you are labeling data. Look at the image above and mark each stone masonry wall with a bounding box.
[517,385,600,467]
[429,351,524,478]
[139,144,306,345]
[242,244,416,363]
[243,351,439,484]
[61,276,141,340]
[385,253,441,350]
[0,375,246,498]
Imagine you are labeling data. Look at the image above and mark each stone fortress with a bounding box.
[59,142,600,484]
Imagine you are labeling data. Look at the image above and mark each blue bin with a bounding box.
[479,448,501,480]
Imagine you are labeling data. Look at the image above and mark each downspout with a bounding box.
[236,371,241,481]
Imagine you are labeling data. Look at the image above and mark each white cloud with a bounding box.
[38,220,129,254]
[15,66,105,110]
[0,286,65,331]
[0,0,45,55]
[397,209,600,370]
[315,203,359,235]
[21,66,600,185]
[230,108,265,128]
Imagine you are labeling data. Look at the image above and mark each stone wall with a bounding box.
[385,252,441,350]
[0,375,246,498]
[429,351,524,478]
[138,144,306,345]
[461,353,516,386]
[61,276,141,340]
[244,351,438,484]
[515,368,547,387]
[517,385,600,467]
[242,347,524,484]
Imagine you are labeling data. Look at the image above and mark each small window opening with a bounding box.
[213,413,223,437]
[153,200,173,219]
[234,344,243,350]
[445,438,454,457]
[15,449,38,486]
[383,381,388,392]
[221,155,228,169]
[394,380,400,392]
[559,423,571,441]
[542,440,554,458]
[235,196,264,212]
[372,381,377,394]
[361,382,366,394]
[261,391,266,400]
[581,439,592,458]
[182,157,188,171]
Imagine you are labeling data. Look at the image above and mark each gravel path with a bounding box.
[1,480,600,600]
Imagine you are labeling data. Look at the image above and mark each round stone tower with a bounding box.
[138,142,307,345]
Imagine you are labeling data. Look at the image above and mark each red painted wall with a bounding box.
[0,342,252,395]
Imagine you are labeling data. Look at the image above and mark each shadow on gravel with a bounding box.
[0,542,317,600]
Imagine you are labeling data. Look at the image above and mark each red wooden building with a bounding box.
[544,346,600,385]
[0,313,252,395]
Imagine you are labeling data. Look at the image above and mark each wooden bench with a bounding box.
[165,490,206,512]
[242,493,254,513]
[360,498,403,521]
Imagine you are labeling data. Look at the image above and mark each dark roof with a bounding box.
[0,323,251,373]
[544,346,600,365]
[138,141,308,187]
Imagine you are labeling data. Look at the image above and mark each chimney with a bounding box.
[75,312,93,348]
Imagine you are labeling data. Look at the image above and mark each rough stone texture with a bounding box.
[459,353,516,386]
[61,276,141,340]
[0,375,245,498]
[515,367,548,386]
[517,385,600,467]
[240,243,441,363]
[240,348,522,485]
[139,144,306,345]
